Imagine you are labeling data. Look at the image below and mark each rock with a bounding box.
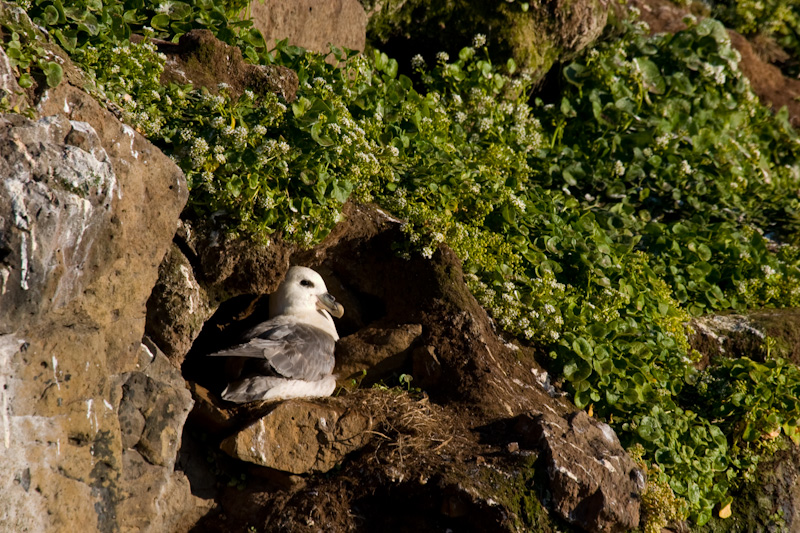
[411,344,442,389]
[0,113,117,324]
[220,399,371,474]
[334,323,423,385]
[250,0,367,54]
[0,10,189,529]
[117,449,212,533]
[690,309,800,369]
[366,0,609,79]
[119,343,193,469]
[515,410,644,533]
[145,29,299,103]
[146,243,214,366]
[186,381,238,434]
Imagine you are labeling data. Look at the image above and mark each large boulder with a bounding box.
[0,9,195,530]
[515,410,644,532]
[171,199,644,531]
[249,0,367,54]
[220,399,372,474]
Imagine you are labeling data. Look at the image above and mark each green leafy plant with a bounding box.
[0,6,63,92]
[707,0,800,76]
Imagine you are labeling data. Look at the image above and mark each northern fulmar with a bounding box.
[210,266,344,403]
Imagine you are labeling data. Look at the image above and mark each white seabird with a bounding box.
[209,266,344,403]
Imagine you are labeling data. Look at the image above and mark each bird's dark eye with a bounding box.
[300,279,314,288]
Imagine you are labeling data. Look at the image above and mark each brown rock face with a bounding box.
[144,29,299,103]
[250,0,367,54]
[145,243,214,365]
[0,22,192,531]
[334,323,423,385]
[220,399,371,474]
[690,309,800,369]
[516,411,645,532]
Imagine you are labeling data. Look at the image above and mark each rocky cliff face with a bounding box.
[4,1,800,532]
[0,18,200,530]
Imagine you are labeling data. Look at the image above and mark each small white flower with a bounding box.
[411,54,426,69]
[191,137,209,154]
[436,51,449,63]
[613,160,625,177]
[655,134,670,149]
[472,33,486,48]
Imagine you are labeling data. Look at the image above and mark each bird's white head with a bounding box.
[269,266,344,337]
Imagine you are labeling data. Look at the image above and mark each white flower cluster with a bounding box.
[190,138,209,167]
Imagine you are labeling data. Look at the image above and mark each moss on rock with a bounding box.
[363,0,609,80]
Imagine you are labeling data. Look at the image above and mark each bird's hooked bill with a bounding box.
[316,292,344,318]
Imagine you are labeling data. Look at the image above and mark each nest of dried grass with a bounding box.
[346,388,459,465]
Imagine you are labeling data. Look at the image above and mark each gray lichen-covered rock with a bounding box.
[220,399,372,474]
[515,410,644,533]
[0,113,117,324]
[690,309,800,368]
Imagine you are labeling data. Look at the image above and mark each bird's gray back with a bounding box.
[209,315,335,381]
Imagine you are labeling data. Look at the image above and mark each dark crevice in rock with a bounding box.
[172,232,201,277]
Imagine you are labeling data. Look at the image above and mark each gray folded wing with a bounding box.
[209,316,335,381]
